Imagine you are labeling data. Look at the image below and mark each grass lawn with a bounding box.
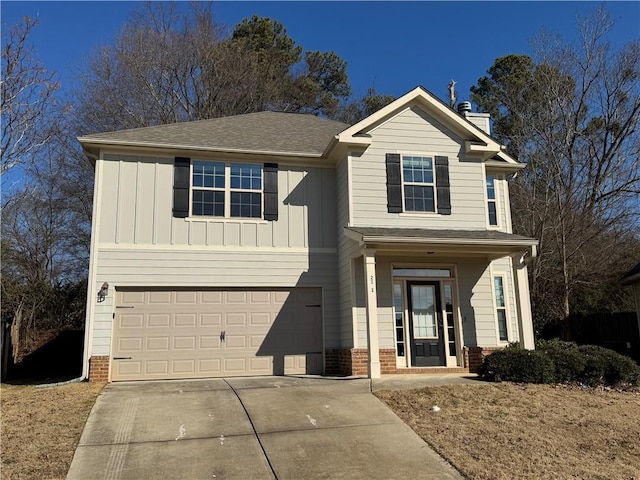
[1,381,104,480]
[376,383,640,480]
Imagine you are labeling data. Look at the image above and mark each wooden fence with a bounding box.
[564,312,640,363]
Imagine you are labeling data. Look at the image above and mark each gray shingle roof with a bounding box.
[78,112,350,156]
[346,226,538,244]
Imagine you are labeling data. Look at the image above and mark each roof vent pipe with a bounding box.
[457,101,472,115]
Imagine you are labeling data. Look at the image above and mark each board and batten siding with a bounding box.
[90,153,341,359]
[351,106,489,229]
[98,154,337,249]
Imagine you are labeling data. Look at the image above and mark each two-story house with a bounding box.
[78,86,538,382]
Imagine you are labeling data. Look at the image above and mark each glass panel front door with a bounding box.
[408,282,444,366]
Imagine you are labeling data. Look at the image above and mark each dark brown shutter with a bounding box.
[263,163,278,221]
[173,157,190,218]
[386,153,402,213]
[435,156,451,215]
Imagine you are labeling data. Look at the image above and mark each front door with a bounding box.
[407,281,444,367]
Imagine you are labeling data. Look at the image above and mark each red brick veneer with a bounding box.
[325,348,470,376]
[464,346,501,373]
[89,355,110,382]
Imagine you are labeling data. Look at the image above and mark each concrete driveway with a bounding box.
[67,376,463,480]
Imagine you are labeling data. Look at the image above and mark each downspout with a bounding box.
[81,150,102,380]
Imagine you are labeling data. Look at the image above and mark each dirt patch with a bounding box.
[376,383,640,480]
[1,381,104,480]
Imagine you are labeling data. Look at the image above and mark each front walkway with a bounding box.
[67,376,464,479]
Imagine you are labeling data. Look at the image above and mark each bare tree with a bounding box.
[1,138,89,363]
[74,2,352,135]
[472,6,640,327]
[1,17,60,178]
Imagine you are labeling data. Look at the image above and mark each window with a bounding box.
[486,175,498,226]
[493,276,508,341]
[443,283,457,357]
[393,283,406,357]
[192,161,225,216]
[402,156,435,212]
[191,161,262,218]
[386,153,450,215]
[393,268,451,278]
[411,285,437,338]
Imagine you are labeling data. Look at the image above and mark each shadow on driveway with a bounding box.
[67,376,463,479]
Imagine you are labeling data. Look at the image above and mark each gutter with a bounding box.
[359,235,538,247]
[81,153,104,381]
[77,138,324,160]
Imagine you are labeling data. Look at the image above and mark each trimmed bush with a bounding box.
[479,347,556,384]
[536,339,586,383]
[480,339,640,387]
[578,345,640,387]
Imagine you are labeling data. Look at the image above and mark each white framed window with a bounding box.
[402,155,436,212]
[493,275,509,342]
[191,161,263,218]
[486,174,498,226]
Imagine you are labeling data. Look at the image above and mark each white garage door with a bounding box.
[111,288,323,381]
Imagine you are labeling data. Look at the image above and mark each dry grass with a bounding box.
[1,382,104,480]
[376,383,640,480]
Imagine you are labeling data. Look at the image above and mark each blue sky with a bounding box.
[2,1,639,107]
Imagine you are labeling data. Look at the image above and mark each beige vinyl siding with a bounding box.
[89,249,338,357]
[500,176,513,234]
[99,154,336,249]
[460,259,499,346]
[353,255,368,348]
[351,106,487,229]
[373,257,400,349]
[353,255,516,350]
[495,176,508,231]
[336,156,358,348]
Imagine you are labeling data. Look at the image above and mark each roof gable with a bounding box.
[333,86,519,165]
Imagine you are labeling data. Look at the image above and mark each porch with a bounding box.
[344,227,538,378]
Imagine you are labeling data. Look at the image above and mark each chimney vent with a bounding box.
[457,101,472,115]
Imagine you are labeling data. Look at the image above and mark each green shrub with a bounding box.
[536,339,586,383]
[480,340,640,387]
[577,345,640,387]
[479,348,555,384]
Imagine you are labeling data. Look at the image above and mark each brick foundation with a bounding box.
[464,346,501,373]
[89,355,110,382]
[325,348,470,376]
[325,348,354,376]
[90,348,489,381]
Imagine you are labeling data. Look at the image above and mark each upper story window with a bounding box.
[191,161,262,218]
[386,153,450,215]
[402,156,435,212]
[486,174,498,226]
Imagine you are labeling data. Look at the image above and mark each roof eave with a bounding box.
[360,235,538,248]
[485,160,527,171]
[77,138,324,159]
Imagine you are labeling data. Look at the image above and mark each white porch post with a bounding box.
[364,249,381,378]
[512,252,535,349]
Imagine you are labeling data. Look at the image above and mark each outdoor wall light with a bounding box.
[97,282,109,303]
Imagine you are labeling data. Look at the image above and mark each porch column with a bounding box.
[512,252,535,349]
[364,249,381,378]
